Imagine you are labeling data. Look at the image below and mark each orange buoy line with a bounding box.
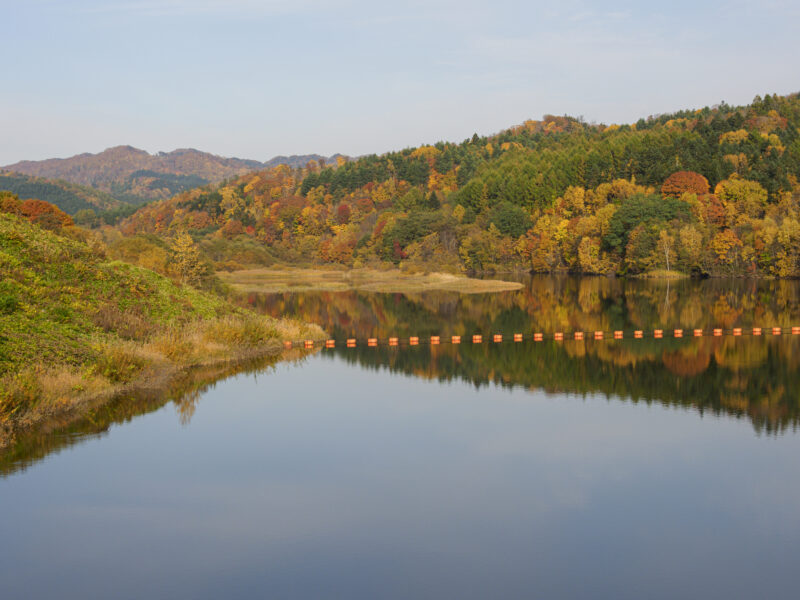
[281,326,800,350]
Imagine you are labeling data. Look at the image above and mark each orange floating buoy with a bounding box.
[614,330,623,339]
[694,329,703,337]
[431,335,440,345]
[304,340,314,349]
[409,336,419,346]
[493,334,503,343]
[574,331,584,341]
[347,338,357,347]
[283,341,292,349]
[534,333,543,342]
[594,331,603,340]
[713,328,723,337]
[514,333,523,342]
[674,329,683,338]
[654,329,663,339]
[368,338,378,347]
[773,327,782,336]
[325,339,335,348]
[634,330,643,339]
[752,328,762,336]
[792,327,800,335]
[452,335,461,344]
[389,337,399,346]
[554,332,564,341]
[733,328,742,337]
[472,335,483,344]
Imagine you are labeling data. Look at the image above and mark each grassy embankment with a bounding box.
[219,267,524,294]
[0,213,325,444]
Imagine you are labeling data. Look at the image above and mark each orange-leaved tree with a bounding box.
[661,171,710,199]
[0,193,74,230]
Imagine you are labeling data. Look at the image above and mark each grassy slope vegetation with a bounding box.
[0,212,324,437]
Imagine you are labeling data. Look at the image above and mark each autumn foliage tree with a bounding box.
[0,192,74,230]
[169,232,210,286]
[661,171,710,198]
[336,203,351,224]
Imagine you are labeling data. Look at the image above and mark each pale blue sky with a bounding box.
[2,0,798,164]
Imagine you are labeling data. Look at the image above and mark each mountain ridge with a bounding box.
[4,146,342,204]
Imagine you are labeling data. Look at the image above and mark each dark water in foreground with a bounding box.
[2,277,800,599]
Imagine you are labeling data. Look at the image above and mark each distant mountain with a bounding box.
[264,154,325,169]
[4,146,344,204]
[0,170,124,214]
[3,146,263,204]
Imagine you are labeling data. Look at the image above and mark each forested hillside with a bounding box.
[263,154,345,170]
[119,93,800,277]
[0,171,123,214]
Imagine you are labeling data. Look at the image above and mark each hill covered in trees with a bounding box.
[0,191,323,439]
[0,170,124,214]
[118,92,800,278]
[263,154,348,170]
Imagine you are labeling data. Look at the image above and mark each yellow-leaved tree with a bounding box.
[169,232,208,286]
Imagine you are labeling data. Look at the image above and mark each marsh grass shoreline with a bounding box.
[0,309,327,451]
[0,335,325,453]
[220,267,524,294]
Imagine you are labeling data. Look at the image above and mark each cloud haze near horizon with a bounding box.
[1,0,798,164]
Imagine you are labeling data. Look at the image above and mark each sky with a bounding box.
[1,0,798,165]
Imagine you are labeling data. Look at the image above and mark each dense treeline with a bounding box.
[0,171,122,214]
[119,93,800,277]
[110,170,210,205]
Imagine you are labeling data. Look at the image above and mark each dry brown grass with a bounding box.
[219,267,523,294]
[201,315,278,346]
[37,367,112,405]
[148,327,196,361]
[0,365,113,428]
[91,303,156,340]
[636,269,690,280]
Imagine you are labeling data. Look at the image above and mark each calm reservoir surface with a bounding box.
[2,276,800,599]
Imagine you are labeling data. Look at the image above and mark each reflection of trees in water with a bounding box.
[0,352,313,478]
[248,276,800,342]
[7,278,797,474]
[247,276,800,432]
[175,388,201,425]
[326,337,800,434]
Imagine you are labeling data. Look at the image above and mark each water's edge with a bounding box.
[0,342,318,461]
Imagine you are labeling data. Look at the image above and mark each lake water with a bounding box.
[2,276,800,599]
